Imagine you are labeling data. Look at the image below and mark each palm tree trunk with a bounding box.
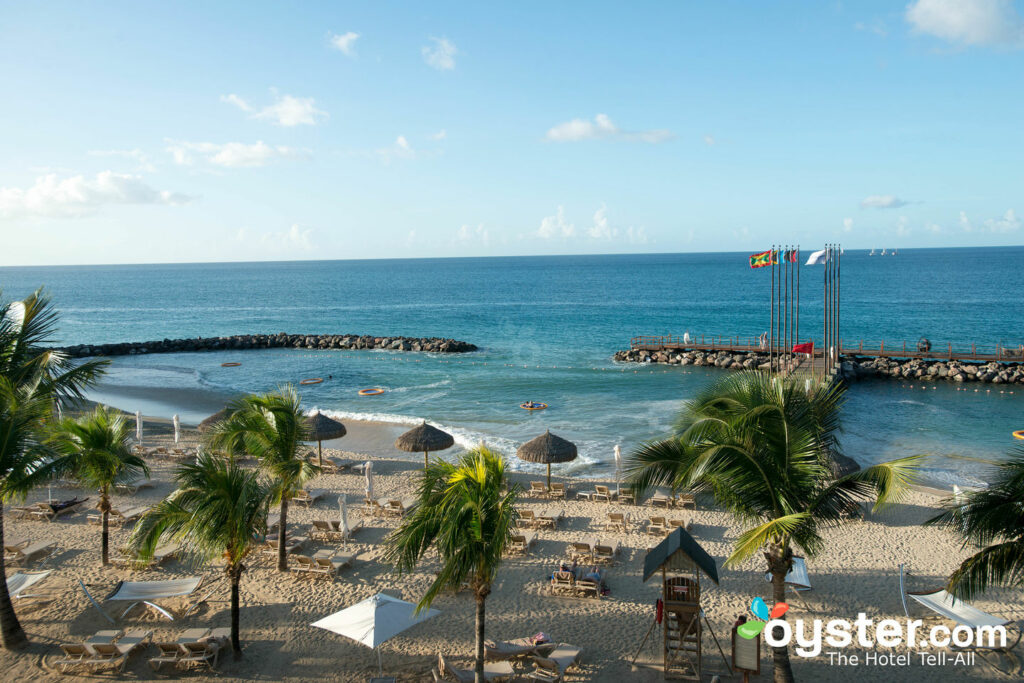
[765,545,794,683]
[277,497,289,572]
[229,564,242,658]
[0,503,27,649]
[474,590,487,683]
[100,487,110,565]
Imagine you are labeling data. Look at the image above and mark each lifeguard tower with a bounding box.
[641,527,722,680]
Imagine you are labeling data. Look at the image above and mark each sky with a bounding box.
[1,0,1023,265]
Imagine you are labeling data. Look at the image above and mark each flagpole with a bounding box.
[823,243,828,379]
[796,245,800,360]
[783,245,789,374]
[770,245,775,373]
[777,246,782,373]
[837,243,841,368]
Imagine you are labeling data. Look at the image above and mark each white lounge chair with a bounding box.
[438,652,514,681]
[115,477,155,494]
[529,643,582,681]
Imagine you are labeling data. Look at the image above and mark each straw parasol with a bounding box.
[197,408,232,433]
[516,429,577,490]
[305,411,347,468]
[395,421,454,469]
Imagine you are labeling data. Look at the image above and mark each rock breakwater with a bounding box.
[59,334,478,358]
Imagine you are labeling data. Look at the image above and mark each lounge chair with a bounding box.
[260,534,308,559]
[528,644,582,681]
[29,497,89,522]
[593,540,620,564]
[764,556,812,609]
[310,519,364,542]
[567,541,593,563]
[178,640,220,670]
[644,516,669,536]
[899,564,1023,651]
[530,481,548,497]
[112,543,179,569]
[55,643,92,673]
[148,641,182,671]
[549,483,568,499]
[536,508,564,529]
[89,628,152,674]
[517,509,539,528]
[292,488,326,507]
[438,652,514,682]
[582,485,611,503]
[616,488,635,505]
[313,552,356,577]
[603,512,629,533]
[5,540,56,566]
[650,491,673,508]
[676,492,697,510]
[575,568,604,598]
[115,477,155,494]
[550,571,576,595]
[484,638,555,661]
[7,569,54,603]
[508,532,537,556]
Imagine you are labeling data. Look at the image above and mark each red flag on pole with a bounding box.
[792,342,813,355]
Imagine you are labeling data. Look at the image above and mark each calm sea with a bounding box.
[4,248,1023,487]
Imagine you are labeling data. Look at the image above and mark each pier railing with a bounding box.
[630,335,1024,362]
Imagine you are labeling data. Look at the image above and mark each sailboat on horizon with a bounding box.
[869,248,876,255]
[881,248,887,255]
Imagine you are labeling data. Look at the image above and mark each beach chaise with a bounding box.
[517,509,539,528]
[567,541,593,564]
[313,552,357,577]
[292,488,326,507]
[530,481,548,497]
[650,491,673,508]
[115,477,155,495]
[528,644,582,681]
[644,516,669,536]
[603,512,629,533]
[899,564,1022,651]
[148,642,182,671]
[550,571,576,595]
[7,569,54,602]
[676,493,697,510]
[5,540,57,566]
[616,487,635,505]
[86,628,152,672]
[593,540,620,564]
[178,640,220,670]
[585,485,611,503]
[549,483,568,499]
[260,534,308,559]
[537,508,564,529]
[55,643,93,673]
[508,532,537,556]
[112,543,179,569]
[30,497,89,522]
[575,568,604,598]
[310,519,364,542]
[438,652,514,682]
[484,638,555,661]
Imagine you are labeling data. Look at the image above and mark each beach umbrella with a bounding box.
[395,421,454,468]
[304,411,347,469]
[516,429,578,490]
[614,444,622,496]
[311,593,440,676]
[135,411,143,446]
[364,461,374,503]
[173,414,180,444]
[338,494,350,547]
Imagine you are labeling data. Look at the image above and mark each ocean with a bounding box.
[4,247,1023,487]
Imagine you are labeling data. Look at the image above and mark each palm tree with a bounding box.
[130,452,271,657]
[627,372,921,683]
[51,405,149,565]
[206,386,316,572]
[0,289,107,649]
[926,446,1024,600]
[383,446,518,683]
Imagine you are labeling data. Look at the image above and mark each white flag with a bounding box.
[805,249,829,265]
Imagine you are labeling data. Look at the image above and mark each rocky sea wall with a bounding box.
[58,333,478,358]
[613,347,1024,385]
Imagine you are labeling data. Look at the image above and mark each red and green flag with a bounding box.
[783,249,798,262]
[749,250,776,269]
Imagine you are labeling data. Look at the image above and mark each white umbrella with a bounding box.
[311,593,440,676]
[173,414,180,444]
[364,461,374,502]
[135,411,143,446]
[338,494,350,546]
[614,444,622,496]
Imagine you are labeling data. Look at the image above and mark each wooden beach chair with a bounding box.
[550,571,576,596]
[616,487,635,505]
[575,568,604,598]
[549,483,568,499]
[517,509,539,528]
[603,512,629,533]
[529,481,548,497]
[537,508,564,530]
[508,532,537,556]
[676,492,697,510]
[312,552,356,578]
[593,540,620,564]
[567,541,593,564]
[650,491,673,508]
[644,516,669,536]
[292,488,326,507]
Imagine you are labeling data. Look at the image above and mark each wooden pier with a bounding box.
[630,334,1024,363]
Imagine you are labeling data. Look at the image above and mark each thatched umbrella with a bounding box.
[516,429,577,490]
[306,411,347,468]
[197,408,231,433]
[395,421,454,468]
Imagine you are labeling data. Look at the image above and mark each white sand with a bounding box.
[1,420,1020,682]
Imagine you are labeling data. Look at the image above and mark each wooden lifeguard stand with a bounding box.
[642,527,721,680]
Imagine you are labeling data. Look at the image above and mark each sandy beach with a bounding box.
[1,414,1020,682]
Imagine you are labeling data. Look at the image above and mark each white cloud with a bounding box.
[896,216,911,237]
[88,148,155,172]
[861,194,908,209]
[431,129,447,141]
[537,206,576,239]
[906,0,1024,47]
[422,37,457,70]
[545,114,674,143]
[457,223,490,246]
[166,140,308,168]
[588,204,613,240]
[843,217,854,232]
[330,31,360,56]
[626,226,649,244]
[854,19,889,37]
[222,92,327,126]
[236,224,314,251]
[962,208,1021,232]
[0,171,191,219]
[926,222,943,233]
[702,134,716,146]
[376,135,416,163]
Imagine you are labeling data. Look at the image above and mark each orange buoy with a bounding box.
[1013,430,1024,440]
[221,362,241,367]
[359,388,385,396]
[300,377,324,385]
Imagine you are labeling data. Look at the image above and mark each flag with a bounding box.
[805,249,828,265]
[749,250,775,269]
[783,249,798,263]
[793,342,814,354]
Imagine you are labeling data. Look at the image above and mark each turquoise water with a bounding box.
[3,248,1023,486]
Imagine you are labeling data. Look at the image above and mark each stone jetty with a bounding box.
[613,347,1024,385]
[59,333,478,358]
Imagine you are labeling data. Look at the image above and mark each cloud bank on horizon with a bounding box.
[0,0,1021,265]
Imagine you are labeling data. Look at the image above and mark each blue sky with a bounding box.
[1,0,1022,265]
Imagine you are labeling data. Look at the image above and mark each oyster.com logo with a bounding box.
[738,597,789,639]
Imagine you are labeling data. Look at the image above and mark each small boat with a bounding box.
[881,248,887,255]
[892,249,898,256]
[869,249,876,256]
